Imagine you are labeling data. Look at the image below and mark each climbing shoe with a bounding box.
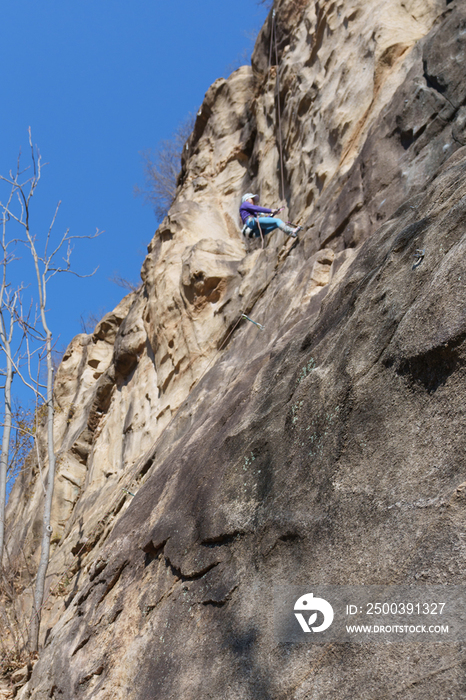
[288,226,302,238]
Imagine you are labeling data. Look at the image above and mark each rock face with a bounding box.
[3,0,466,698]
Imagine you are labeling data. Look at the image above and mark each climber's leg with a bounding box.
[256,217,300,238]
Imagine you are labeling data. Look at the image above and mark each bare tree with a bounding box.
[0,128,100,652]
[79,272,141,334]
[79,308,108,334]
[7,401,34,486]
[108,273,141,293]
[0,291,23,568]
[134,113,196,220]
[0,188,29,567]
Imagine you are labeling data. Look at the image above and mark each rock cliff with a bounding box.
[3,0,466,697]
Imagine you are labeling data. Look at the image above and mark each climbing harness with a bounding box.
[241,313,265,331]
[242,222,254,237]
[243,207,288,245]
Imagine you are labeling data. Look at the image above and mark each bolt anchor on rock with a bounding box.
[241,313,265,331]
[412,249,425,269]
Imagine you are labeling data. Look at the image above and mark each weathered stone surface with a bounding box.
[10,665,29,687]
[15,143,466,700]
[0,681,11,700]
[308,0,466,252]
[4,1,466,698]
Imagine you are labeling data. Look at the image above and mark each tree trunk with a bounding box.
[0,337,13,567]
[30,331,55,652]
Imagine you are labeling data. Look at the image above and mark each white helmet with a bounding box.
[241,193,258,203]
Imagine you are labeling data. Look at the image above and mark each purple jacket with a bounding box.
[239,202,272,224]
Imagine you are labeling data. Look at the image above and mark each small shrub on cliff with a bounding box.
[134,113,196,221]
[7,403,34,486]
[0,567,32,679]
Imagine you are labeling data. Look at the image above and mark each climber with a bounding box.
[239,193,302,239]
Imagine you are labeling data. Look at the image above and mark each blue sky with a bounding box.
[0,0,268,356]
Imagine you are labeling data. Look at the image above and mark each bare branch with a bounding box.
[109,273,141,292]
[135,113,196,220]
[0,199,26,229]
[79,307,108,334]
[47,265,99,281]
[44,201,61,261]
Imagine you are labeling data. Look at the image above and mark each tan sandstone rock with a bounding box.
[4,1,466,698]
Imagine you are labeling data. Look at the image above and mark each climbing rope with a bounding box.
[266,7,425,242]
[256,217,265,249]
[268,9,274,69]
[270,9,286,203]
[263,2,451,264]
